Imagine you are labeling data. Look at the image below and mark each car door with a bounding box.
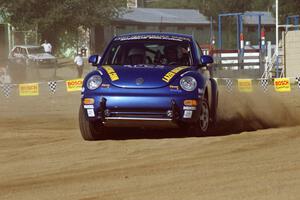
[9,47,21,66]
[8,47,27,83]
[19,47,28,66]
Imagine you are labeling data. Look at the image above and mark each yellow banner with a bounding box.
[19,83,39,96]
[238,79,253,93]
[274,78,291,92]
[66,79,83,92]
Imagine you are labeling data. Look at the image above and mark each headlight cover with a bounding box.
[180,76,197,92]
[87,75,102,90]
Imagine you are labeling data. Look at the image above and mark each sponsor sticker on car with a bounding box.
[162,66,188,83]
[102,66,119,81]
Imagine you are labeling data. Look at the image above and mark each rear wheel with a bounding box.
[79,106,107,140]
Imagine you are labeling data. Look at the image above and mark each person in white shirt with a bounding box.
[0,67,11,85]
[41,40,52,54]
[74,53,84,77]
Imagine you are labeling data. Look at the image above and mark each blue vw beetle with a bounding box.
[79,32,218,140]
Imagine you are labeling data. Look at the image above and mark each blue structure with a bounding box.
[218,12,264,50]
[286,15,299,30]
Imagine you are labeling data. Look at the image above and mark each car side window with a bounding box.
[11,47,20,57]
[104,45,121,65]
[21,48,27,56]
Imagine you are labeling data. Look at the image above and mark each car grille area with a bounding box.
[105,109,171,119]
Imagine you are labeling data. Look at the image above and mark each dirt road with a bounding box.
[1,74,300,199]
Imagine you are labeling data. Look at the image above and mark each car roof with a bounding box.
[13,45,41,49]
[114,32,194,42]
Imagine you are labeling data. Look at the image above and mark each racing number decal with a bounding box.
[103,66,119,81]
[162,66,189,83]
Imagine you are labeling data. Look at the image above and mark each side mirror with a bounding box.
[200,55,213,66]
[88,55,101,66]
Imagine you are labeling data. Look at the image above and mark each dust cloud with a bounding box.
[217,86,300,133]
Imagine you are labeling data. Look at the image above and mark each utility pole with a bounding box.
[276,0,279,56]
[275,0,279,77]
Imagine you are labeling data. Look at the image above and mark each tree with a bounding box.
[0,0,126,54]
[146,0,299,23]
[146,0,195,9]
[145,0,255,25]
[250,0,273,11]
[279,0,300,23]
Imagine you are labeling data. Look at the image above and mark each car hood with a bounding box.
[99,65,190,89]
[28,53,56,60]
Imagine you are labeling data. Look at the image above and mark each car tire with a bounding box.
[189,97,211,137]
[79,105,107,140]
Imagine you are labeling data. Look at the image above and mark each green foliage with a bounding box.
[146,0,195,9]
[146,0,299,23]
[279,0,300,23]
[146,0,261,24]
[0,0,126,55]
[145,0,298,48]
[198,0,252,20]
[250,0,274,11]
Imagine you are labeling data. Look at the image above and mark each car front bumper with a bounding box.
[82,93,201,127]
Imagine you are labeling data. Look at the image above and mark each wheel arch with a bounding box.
[209,78,218,123]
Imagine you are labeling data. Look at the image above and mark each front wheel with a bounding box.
[79,106,107,140]
[189,98,211,136]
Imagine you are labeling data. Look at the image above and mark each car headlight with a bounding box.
[180,76,197,92]
[87,75,102,90]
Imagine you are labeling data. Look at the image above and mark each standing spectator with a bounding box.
[0,67,11,85]
[41,40,52,54]
[74,53,84,78]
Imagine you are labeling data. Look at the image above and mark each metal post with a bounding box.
[210,16,213,41]
[237,15,240,50]
[284,30,287,77]
[275,0,279,77]
[276,56,279,78]
[218,15,222,49]
[258,15,262,49]
[11,27,15,47]
[35,24,38,45]
[286,17,290,32]
[239,15,243,39]
[239,15,244,69]
[8,24,12,52]
[295,16,299,30]
[276,0,279,56]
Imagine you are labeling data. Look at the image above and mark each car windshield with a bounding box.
[102,40,193,66]
[27,47,45,54]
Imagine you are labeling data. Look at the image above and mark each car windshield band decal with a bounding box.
[114,35,191,42]
[162,66,189,83]
[102,66,119,81]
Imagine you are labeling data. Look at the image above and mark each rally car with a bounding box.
[8,45,57,82]
[79,32,218,140]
